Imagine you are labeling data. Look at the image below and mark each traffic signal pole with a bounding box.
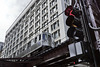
[79,0,97,67]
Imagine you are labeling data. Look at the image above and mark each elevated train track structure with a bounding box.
[0,41,90,67]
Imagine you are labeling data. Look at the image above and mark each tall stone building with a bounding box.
[2,0,72,58]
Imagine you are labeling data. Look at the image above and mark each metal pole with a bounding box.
[79,0,97,67]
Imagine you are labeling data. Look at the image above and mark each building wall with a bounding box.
[0,42,4,58]
[2,0,71,58]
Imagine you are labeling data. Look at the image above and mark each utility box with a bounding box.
[68,42,83,57]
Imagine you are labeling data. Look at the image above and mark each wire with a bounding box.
[18,0,66,36]
[31,10,65,35]
[6,0,66,39]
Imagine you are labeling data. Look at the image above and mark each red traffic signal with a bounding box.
[65,5,75,16]
[65,5,82,17]
[65,5,73,16]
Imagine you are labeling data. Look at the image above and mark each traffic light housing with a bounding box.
[65,5,73,16]
[65,5,83,42]
[66,16,74,26]
[65,5,82,18]
[65,5,82,27]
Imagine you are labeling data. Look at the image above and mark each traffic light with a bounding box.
[65,5,73,16]
[65,5,82,28]
[65,5,82,18]
[65,5,82,26]
[65,5,83,42]
[66,15,74,26]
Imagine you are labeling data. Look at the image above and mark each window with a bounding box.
[50,5,58,14]
[50,0,57,7]
[42,0,48,8]
[52,29,60,39]
[30,19,34,26]
[42,6,48,15]
[21,30,23,35]
[66,0,70,5]
[36,0,40,4]
[39,34,41,40]
[15,23,18,27]
[64,0,67,2]
[31,3,35,10]
[16,39,19,44]
[16,45,18,50]
[20,35,23,41]
[43,28,49,33]
[24,31,28,37]
[19,48,23,53]
[42,20,48,28]
[24,37,27,43]
[42,13,48,21]
[21,24,24,29]
[30,14,34,20]
[28,41,31,48]
[25,20,28,25]
[22,46,25,51]
[29,32,33,39]
[51,20,59,31]
[25,25,28,30]
[35,8,40,15]
[50,12,58,21]
[14,37,16,41]
[35,37,37,43]
[26,10,30,15]
[55,40,61,45]
[35,14,40,21]
[17,28,20,33]
[14,32,16,36]
[17,34,19,38]
[13,42,15,47]
[35,20,40,28]
[35,27,40,34]
[10,45,12,49]
[29,26,34,32]
[11,35,13,39]
[20,41,23,46]
[9,50,11,54]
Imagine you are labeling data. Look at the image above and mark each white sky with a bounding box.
[0,0,31,42]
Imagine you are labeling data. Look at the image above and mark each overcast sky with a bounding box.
[0,0,32,42]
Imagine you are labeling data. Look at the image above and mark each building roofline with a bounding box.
[6,0,36,35]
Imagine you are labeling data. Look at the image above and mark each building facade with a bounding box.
[2,0,72,58]
[0,42,4,58]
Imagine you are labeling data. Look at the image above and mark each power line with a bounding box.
[21,0,66,36]
[32,10,65,35]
